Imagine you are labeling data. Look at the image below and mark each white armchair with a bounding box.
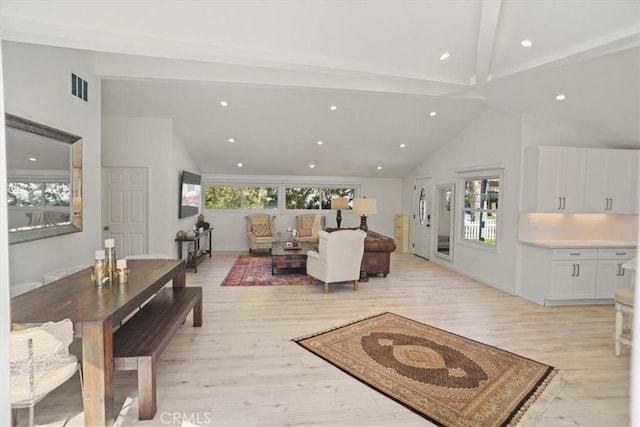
[10,318,82,427]
[306,229,366,293]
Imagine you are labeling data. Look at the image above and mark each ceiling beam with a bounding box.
[473,0,502,85]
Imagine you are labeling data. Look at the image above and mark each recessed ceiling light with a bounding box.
[440,52,450,61]
[430,111,437,117]
[330,105,337,111]
[228,138,235,143]
[28,157,37,162]
[555,94,566,101]
[377,166,382,170]
[400,144,406,148]
[520,39,533,48]
[236,162,243,167]
[220,100,228,107]
[317,140,323,145]
[309,164,315,168]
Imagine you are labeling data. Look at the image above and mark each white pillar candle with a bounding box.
[95,250,105,260]
[105,238,115,248]
[116,259,127,269]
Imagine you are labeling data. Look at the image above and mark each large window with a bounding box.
[285,187,355,210]
[204,186,278,209]
[8,181,70,207]
[461,176,500,247]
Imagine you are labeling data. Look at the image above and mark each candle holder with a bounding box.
[91,259,109,287]
[117,267,132,284]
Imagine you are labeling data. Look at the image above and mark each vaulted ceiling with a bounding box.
[2,1,639,177]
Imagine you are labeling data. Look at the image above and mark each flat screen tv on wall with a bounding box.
[179,171,202,218]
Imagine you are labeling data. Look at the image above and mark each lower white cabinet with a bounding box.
[520,245,635,305]
[595,249,636,298]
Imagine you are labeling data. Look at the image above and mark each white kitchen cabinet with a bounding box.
[520,244,635,305]
[584,149,638,213]
[523,146,586,212]
[548,249,597,301]
[595,248,636,298]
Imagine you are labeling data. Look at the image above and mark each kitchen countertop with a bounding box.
[519,239,637,249]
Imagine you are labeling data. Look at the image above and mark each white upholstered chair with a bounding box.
[306,229,366,294]
[10,318,82,427]
[246,214,280,253]
[125,254,170,259]
[295,214,325,243]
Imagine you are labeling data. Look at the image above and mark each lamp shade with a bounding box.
[353,198,377,215]
[330,197,349,210]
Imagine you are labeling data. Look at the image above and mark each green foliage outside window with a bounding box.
[204,186,277,209]
[286,187,355,210]
[204,185,355,210]
[7,181,69,207]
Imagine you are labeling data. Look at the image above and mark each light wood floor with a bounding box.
[17,252,631,426]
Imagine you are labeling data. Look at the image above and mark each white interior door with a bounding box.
[413,177,432,259]
[102,167,148,257]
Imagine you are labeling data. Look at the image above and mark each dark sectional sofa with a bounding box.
[326,228,396,277]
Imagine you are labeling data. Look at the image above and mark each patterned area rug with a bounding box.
[221,255,322,286]
[294,313,563,426]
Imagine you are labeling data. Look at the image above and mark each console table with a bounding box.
[175,228,212,273]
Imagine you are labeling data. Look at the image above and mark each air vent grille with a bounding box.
[71,73,88,102]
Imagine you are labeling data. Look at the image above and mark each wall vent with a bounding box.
[71,73,88,102]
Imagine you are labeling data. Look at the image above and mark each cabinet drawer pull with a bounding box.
[569,252,581,256]
[615,252,627,256]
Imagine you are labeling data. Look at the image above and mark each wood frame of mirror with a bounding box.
[6,113,83,244]
[434,183,454,261]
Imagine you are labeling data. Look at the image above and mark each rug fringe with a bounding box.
[512,369,566,427]
[292,312,388,342]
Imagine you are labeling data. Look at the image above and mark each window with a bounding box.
[8,181,70,207]
[285,187,355,210]
[204,186,278,209]
[461,176,500,246]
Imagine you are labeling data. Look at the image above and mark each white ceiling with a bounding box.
[2,0,639,177]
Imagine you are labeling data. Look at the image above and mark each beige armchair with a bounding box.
[246,214,281,253]
[295,214,325,243]
[306,229,366,293]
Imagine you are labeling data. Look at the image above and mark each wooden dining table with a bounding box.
[10,258,186,427]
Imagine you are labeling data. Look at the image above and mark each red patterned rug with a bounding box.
[294,313,564,426]
[221,255,322,286]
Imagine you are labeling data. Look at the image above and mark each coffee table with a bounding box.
[271,241,317,274]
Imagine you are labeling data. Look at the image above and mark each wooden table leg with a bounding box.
[172,262,186,288]
[82,321,114,427]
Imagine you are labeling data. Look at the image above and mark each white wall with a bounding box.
[202,175,401,251]
[0,41,12,427]
[403,109,523,294]
[3,41,102,284]
[102,117,200,258]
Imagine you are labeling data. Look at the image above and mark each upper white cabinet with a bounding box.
[524,146,639,214]
[524,146,586,212]
[584,149,638,213]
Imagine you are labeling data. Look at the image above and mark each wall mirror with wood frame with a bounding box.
[435,183,454,261]
[6,114,83,244]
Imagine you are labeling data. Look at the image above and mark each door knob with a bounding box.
[103,226,110,231]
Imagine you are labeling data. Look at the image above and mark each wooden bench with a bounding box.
[113,286,203,420]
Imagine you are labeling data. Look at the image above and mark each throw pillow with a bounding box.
[251,223,271,237]
[298,228,312,237]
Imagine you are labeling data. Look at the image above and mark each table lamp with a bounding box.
[331,197,349,228]
[353,197,377,232]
